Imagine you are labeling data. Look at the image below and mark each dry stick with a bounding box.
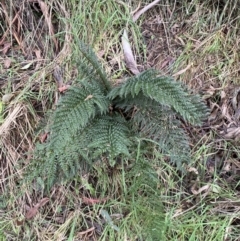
[133,0,161,22]
[122,0,161,75]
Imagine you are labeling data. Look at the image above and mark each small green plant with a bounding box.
[26,40,208,187]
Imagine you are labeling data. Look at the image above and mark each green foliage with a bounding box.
[86,114,132,165]
[26,41,208,187]
[76,41,111,91]
[108,69,207,125]
[92,156,166,241]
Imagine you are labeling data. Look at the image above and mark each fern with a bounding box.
[76,41,111,91]
[110,90,196,168]
[86,114,132,165]
[26,41,208,186]
[51,81,109,137]
[28,134,90,187]
[108,69,208,125]
[132,106,190,170]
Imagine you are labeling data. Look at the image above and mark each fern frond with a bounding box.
[112,94,191,168]
[86,114,132,166]
[50,82,110,145]
[134,106,190,169]
[29,113,132,185]
[77,41,111,91]
[27,130,92,187]
[26,80,110,186]
[108,69,208,125]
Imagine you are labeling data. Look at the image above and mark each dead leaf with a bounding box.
[121,1,161,75]
[78,227,95,235]
[191,184,210,195]
[4,58,11,68]
[40,132,49,143]
[25,206,39,220]
[133,0,161,22]
[172,63,193,77]
[82,196,108,205]
[2,93,14,103]
[122,30,140,75]
[15,219,25,226]
[25,197,49,220]
[84,95,93,101]
[1,42,11,54]
[58,85,70,93]
[21,62,33,70]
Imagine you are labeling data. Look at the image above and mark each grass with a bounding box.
[1,0,240,240]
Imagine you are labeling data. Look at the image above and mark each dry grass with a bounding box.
[1,0,240,240]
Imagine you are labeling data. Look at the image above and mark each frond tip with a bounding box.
[77,40,111,91]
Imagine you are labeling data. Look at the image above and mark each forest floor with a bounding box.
[1,0,240,240]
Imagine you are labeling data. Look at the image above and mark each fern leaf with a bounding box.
[86,114,132,166]
[108,69,208,125]
[50,82,110,146]
[77,41,111,91]
[135,105,190,169]
[112,94,191,168]
[27,131,91,187]
[26,44,208,187]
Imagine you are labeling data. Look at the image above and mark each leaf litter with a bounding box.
[25,198,49,220]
